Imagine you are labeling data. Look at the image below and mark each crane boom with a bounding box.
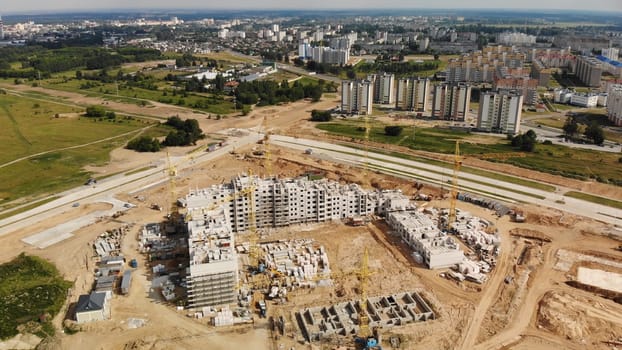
[358,248,373,338]
[448,141,461,228]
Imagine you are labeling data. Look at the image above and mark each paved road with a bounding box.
[276,63,343,84]
[0,133,263,236]
[271,135,622,226]
[521,121,622,153]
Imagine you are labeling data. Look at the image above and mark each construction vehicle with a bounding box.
[150,203,162,211]
[257,299,267,318]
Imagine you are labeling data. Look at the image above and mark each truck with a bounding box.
[129,259,138,268]
[257,300,267,318]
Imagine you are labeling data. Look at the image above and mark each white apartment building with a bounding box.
[396,77,430,112]
[477,90,523,135]
[432,83,472,121]
[602,47,620,61]
[341,80,373,115]
[309,46,349,65]
[387,211,464,269]
[496,32,536,45]
[607,84,622,126]
[369,72,395,105]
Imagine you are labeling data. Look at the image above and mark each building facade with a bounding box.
[370,72,395,105]
[395,77,430,112]
[477,90,523,135]
[575,56,603,87]
[432,83,471,121]
[493,77,538,105]
[607,84,622,126]
[341,80,373,115]
[602,48,619,61]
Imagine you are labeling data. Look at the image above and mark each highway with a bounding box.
[271,135,622,226]
[0,132,263,236]
[2,130,620,238]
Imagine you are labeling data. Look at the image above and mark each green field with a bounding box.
[0,93,169,206]
[316,120,622,186]
[0,254,72,340]
[40,77,235,115]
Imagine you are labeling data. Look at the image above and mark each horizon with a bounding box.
[2,8,622,18]
[2,1,621,16]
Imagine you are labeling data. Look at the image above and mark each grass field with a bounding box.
[37,75,235,115]
[0,254,71,340]
[564,191,622,210]
[316,120,622,186]
[0,93,169,205]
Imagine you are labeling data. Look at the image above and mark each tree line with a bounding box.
[125,116,206,152]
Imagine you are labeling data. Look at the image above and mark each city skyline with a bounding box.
[2,0,621,14]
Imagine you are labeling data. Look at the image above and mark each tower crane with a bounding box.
[262,115,273,177]
[448,140,462,229]
[355,248,380,349]
[164,144,210,224]
[363,114,371,176]
[166,151,178,221]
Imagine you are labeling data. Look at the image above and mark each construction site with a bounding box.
[1,94,622,350]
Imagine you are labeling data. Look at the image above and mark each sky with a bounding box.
[2,0,622,14]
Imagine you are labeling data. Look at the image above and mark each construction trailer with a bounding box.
[121,270,132,295]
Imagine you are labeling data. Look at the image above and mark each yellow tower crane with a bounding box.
[363,115,371,176]
[166,151,178,221]
[357,248,374,340]
[262,115,273,177]
[448,140,462,229]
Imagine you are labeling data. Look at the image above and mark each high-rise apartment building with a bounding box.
[432,83,471,121]
[369,73,395,105]
[602,48,619,61]
[575,56,603,87]
[0,15,4,40]
[477,90,523,135]
[607,84,622,126]
[395,77,430,112]
[341,80,373,115]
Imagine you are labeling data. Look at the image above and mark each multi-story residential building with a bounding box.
[477,90,523,135]
[575,56,603,87]
[607,84,622,126]
[493,77,538,105]
[445,46,526,83]
[369,72,395,105]
[496,32,536,46]
[602,47,620,61]
[329,37,351,51]
[432,83,471,121]
[309,46,349,65]
[395,77,430,112]
[185,207,238,308]
[341,80,373,115]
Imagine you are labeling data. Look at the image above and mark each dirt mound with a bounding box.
[537,291,622,346]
